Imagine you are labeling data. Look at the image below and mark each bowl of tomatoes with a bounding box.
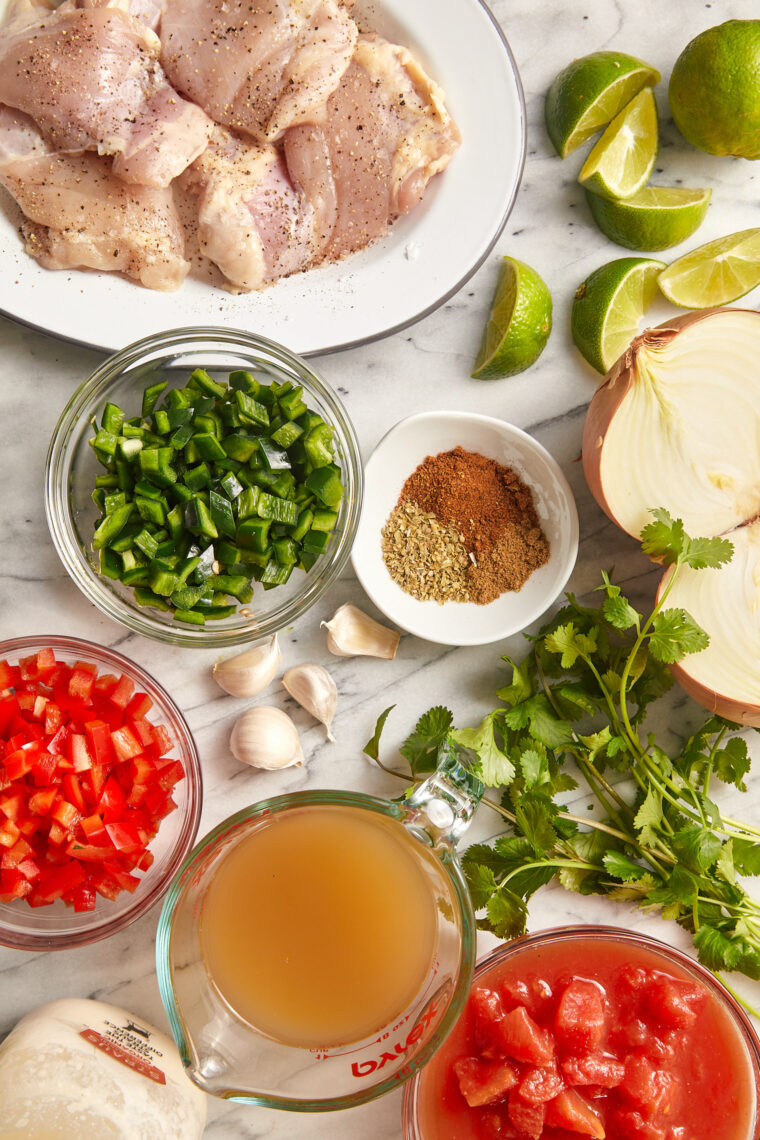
[0,635,201,950]
[403,925,760,1140]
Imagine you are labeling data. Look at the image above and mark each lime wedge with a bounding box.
[545,51,660,158]
[579,87,658,200]
[472,257,552,380]
[571,257,665,374]
[585,186,712,250]
[658,228,760,308]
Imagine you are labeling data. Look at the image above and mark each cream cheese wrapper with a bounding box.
[0,998,207,1139]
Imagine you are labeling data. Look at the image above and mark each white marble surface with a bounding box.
[2,1,760,1136]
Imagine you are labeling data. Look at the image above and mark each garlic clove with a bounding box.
[282,664,338,742]
[213,634,281,698]
[322,603,401,659]
[230,706,304,770]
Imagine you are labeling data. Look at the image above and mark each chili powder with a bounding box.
[388,446,550,605]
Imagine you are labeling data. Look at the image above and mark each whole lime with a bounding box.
[669,20,760,158]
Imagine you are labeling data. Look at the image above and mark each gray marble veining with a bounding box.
[1,1,759,1136]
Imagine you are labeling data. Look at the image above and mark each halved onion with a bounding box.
[582,308,760,541]
[658,519,760,726]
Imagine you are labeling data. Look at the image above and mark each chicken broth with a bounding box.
[200,805,442,1048]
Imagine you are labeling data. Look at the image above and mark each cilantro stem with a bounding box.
[703,725,728,799]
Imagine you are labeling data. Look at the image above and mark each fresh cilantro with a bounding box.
[366,511,760,988]
[362,705,395,761]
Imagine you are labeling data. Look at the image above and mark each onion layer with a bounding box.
[583,306,760,726]
[583,307,760,541]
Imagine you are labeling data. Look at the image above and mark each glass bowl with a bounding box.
[45,328,363,648]
[402,925,760,1140]
[0,635,202,950]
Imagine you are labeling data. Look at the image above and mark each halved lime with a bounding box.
[578,87,658,200]
[585,186,712,250]
[545,51,660,158]
[571,257,665,374]
[658,228,760,307]
[472,257,552,380]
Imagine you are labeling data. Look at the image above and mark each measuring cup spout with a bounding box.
[404,741,484,847]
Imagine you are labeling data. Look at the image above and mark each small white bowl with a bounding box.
[351,412,578,646]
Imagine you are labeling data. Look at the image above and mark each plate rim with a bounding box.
[0,0,526,357]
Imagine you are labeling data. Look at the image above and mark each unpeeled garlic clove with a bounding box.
[282,664,338,742]
[213,634,281,698]
[230,706,304,770]
[322,603,400,659]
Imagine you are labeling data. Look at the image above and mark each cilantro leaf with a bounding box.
[496,656,533,706]
[399,706,453,777]
[544,623,597,669]
[640,508,686,565]
[693,924,743,972]
[648,608,709,663]
[602,594,641,630]
[452,713,514,788]
[463,861,498,910]
[732,838,760,876]
[671,826,723,873]
[486,890,527,939]
[680,534,733,570]
[362,705,395,761]
[603,851,648,881]
[714,737,750,791]
[634,785,663,846]
[514,793,559,856]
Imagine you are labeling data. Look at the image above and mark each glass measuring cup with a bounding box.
[156,752,483,1110]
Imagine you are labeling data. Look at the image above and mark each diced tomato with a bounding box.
[643,974,706,1030]
[496,1005,554,1066]
[561,1053,625,1088]
[544,1089,605,1138]
[518,1061,564,1104]
[619,1056,677,1118]
[611,1108,668,1140]
[554,979,607,1054]
[479,1111,522,1140]
[453,1057,518,1107]
[507,1091,545,1139]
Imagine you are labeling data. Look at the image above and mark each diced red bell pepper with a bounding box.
[70,882,97,912]
[68,733,93,773]
[0,867,32,901]
[0,819,21,848]
[28,787,58,816]
[105,820,142,852]
[109,673,136,710]
[111,725,142,762]
[31,751,58,786]
[84,720,114,766]
[66,841,117,862]
[0,791,25,821]
[69,666,96,701]
[150,723,173,755]
[47,724,71,756]
[453,1057,519,1107]
[63,773,86,813]
[126,692,153,720]
[0,695,18,737]
[98,776,126,823]
[0,659,18,689]
[36,860,87,901]
[156,759,185,790]
[51,799,80,831]
[4,745,37,781]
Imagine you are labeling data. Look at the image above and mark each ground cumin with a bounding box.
[387,446,550,606]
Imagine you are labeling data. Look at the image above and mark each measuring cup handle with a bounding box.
[403,741,484,846]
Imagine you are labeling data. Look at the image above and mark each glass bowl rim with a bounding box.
[156,788,476,1111]
[45,326,363,648]
[0,633,202,950]
[402,922,760,1137]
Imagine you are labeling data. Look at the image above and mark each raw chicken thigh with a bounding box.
[0,0,210,187]
[183,126,317,290]
[160,0,357,143]
[0,106,190,290]
[284,35,460,262]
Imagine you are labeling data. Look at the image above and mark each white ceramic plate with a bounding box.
[352,412,579,646]
[0,0,525,355]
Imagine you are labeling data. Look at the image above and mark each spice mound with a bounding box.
[382,447,549,605]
